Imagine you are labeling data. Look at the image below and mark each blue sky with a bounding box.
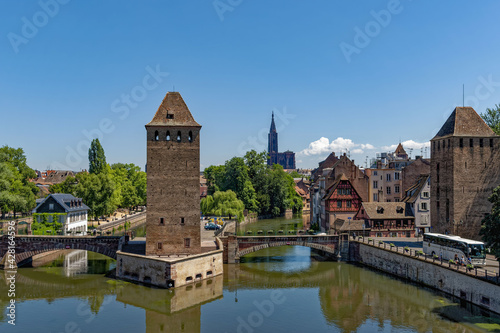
[1,1,500,171]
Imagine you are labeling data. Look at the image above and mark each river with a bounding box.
[1,218,500,332]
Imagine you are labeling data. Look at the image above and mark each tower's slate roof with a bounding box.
[394,143,407,156]
[146,92,201,128]
[433,107,495,139]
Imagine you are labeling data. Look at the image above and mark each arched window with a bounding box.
[166,131,170,141]
[188,131,193,142]
[177,131,181,142]
[154,130,159,141]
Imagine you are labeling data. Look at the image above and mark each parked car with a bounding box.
[204,223,220,230]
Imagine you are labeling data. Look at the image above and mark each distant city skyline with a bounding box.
[1,1,500,171]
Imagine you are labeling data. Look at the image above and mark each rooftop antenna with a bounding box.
[462,84,464,107]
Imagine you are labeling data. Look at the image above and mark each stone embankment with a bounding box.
[351,238,500,314]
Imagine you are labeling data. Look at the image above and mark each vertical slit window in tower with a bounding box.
[166,131,170,141]
[460,138,463,148]
[177,131,181,142]
[188,131,193,142]
[184,238,190,248]
[157,242,162,250]
[180,217,185,225]
[470,138,473,147]
[490,139,494,148]
[160,218,164,225]
[154,130,159,141]
[480,138,483,147]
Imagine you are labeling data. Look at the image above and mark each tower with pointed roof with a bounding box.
[268,112,278,166]
[145,91,202,255]
[430,106,500,239]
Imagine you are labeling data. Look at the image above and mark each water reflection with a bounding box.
[1,247,499,332]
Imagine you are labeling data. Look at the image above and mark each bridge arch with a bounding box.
[0,236,123,268]
[237,240,338,259]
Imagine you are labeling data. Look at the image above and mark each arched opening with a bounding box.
[166,131,170,141]
[188,131,193,142]
[177,131,181,142]
[154,130,159,141]
[186,276,193,283]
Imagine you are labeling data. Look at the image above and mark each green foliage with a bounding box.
[201,190,244,222]
[32,212,66,235]
[288,171,303,179]
[88,139,107,174]
[480,185,500,260]
[202,150,304,217]
[0,146,38,218]
[481,104,500,135]
[110,163,147,209]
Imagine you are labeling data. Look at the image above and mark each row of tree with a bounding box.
[202,150,303,219]
[50,139,147,220]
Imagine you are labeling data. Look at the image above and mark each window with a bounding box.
[177,131,181,142]
[394,198,400,202]
[421,202,428,210]
[166,113,174,119]
[346,188,351,195]
[386,187,391,195]
[346,201,351,208]
[373,181,378,189]
[373,171,378,176]
[184,238,191,248]
[166,131,171,141]
[159,217,164,225]
[157,242,162,250]
[491,139,494,148]
[394,172,400,180]
[49,203,54,210]
[154,130,159,141]
[470,138,473,147]
[188,131,193,143]
[480,138,483,147]
[180,217,185,225]
[386,174,391,182]
[422,191,429,198]
[448,139,450,148]
[373,193,378,201]
[395,185,400,193]
[460,138,463,148]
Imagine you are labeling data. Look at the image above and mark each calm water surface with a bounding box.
[1,219,500,333]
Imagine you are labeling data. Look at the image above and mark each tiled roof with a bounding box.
[333,218,367,231]
[403,175,430,203]
[361,202,413,220]
[35,193,89,212]
[395,143,407,155]
[433,107,496,139]
[322,174,353,200]
[146,92,201,128]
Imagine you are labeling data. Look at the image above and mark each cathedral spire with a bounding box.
[270,111,277,132]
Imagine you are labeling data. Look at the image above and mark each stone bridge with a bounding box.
[0,235,126,269]
[221,235,340,264]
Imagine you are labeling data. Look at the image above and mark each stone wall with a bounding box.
[355,242,500,314]
[117,238,223,288]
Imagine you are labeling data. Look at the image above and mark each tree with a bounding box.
[0,146,37,218]
[481,104,500,135]
[204,165,226,195]
[88,139,107,174]
[201,190,244,222]
[110,163,146,209]
[75,172,117,219]
[480,185,500,269]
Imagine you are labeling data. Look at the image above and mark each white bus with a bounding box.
[423,233,486,266]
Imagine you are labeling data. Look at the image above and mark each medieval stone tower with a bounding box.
[145,92,201,255]
[430,106,500,239]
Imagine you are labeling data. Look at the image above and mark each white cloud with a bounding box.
[380,140,430,152]
[299,137,376,156]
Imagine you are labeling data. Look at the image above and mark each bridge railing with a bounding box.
[357,236,500,286]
